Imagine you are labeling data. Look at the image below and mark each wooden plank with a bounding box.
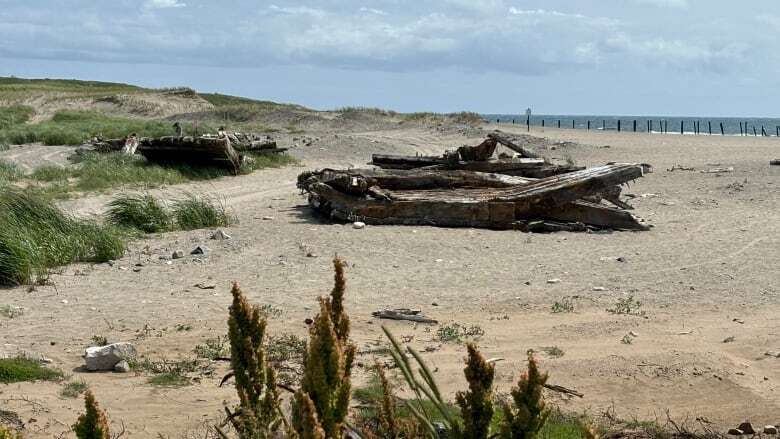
[487,132,541,158]
[539,200,648,230]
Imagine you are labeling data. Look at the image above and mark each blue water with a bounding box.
[483,114,780,136]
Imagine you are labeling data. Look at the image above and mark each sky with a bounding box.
[1,0,779,116]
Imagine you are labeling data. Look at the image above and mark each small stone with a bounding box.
[84,342,136,371]
[172,250,185,259]
[352,221,366,229]
[61,299,69,304]
[592,286,606,291]
[524,281,531,285]
[114,360,130,373]
[306,252,317,258]
[132,268,141,273]
[728,429,743,436]
[765,351,780,358]
[738,423,755,435]
[431,302,439,306]
[191,245,209,255]
[629,331,639,337]
[547,279,561,284]
[764,426,778,435]
[262,216,274,221]
[210,230,231,240]
[195,282,216,290]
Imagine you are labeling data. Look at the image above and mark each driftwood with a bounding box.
[372,308,438,324]
[544,383,584,398]
[487,132,541,158]
[300,165,648,231]
[137,136,242,174]
[456,137,497,161]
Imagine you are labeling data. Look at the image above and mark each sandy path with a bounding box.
[1,125,779,437]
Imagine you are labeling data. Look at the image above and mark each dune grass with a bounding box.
[0,159,22,182]
[0,189,125,285]
[106,192,232,233]
[22,151,296,199]
[171,193,232,230]
[0,105,34,130]
[0,110,175,146]
[0,357,63,383]
[106,193,171,233]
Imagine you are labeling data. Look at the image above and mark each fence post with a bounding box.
[542,120,545,128]
[739,122,743,136]
[587,120,590,130]
[558,120,561,129]
[720,122,725,136]
[572,119,575,129]
[633,120,637,132]
[603,120,606,130]
[681,121,684,135]
[708,121,712,135]
[618,120,621,132]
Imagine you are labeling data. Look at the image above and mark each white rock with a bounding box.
[114,360,131,373]
[592,286,607,291]
[84,343,136,371]
[210,230,231,240]
[262,216,274,221]
[547,279,561,284]
[353,221,366,229]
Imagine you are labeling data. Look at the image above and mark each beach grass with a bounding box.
[106,193,171,233]
[0,189,125,285]
[171,193,232,231]
[0,357,63,383]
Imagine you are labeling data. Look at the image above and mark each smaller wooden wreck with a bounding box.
[87,132,287,175]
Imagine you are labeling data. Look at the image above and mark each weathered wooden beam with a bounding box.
[487,132,541,158]
[540,200,648,231]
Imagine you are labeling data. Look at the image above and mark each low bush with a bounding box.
[0,189,125,285]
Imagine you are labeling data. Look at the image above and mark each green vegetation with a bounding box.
[106,193,170,233]
[0,105,34,130]
[542,346,565,358]
[171,193,232,230]
[0,426,23,439]
[0,357,63,383]
[0,189,125,285]
[147,372,191,387]
[106,192,234,234]
[30,164,71,182]
[72,390,111,439]
[0,160,22,182]
[607,295,646,317]
[551,296,576,313]
[129,357,200,388]
[61,379,90,398]
[194,335,230,360]
[436,322,486,343]
[0,110,173,146]
[12,151,296,199]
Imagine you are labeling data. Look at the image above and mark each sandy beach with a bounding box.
[1,122,779,438]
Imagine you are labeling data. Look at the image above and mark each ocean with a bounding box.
[482,114,780,136]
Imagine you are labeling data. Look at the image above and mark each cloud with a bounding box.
[143,0,186,10]
[629,0,688,8]
[0,0,770,79]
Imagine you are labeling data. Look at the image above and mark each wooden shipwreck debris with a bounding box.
[370,135,582,177]
[87,132,286,173]
[372,308,438,324]
[298,165,649,232]
[137,136,242,174]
